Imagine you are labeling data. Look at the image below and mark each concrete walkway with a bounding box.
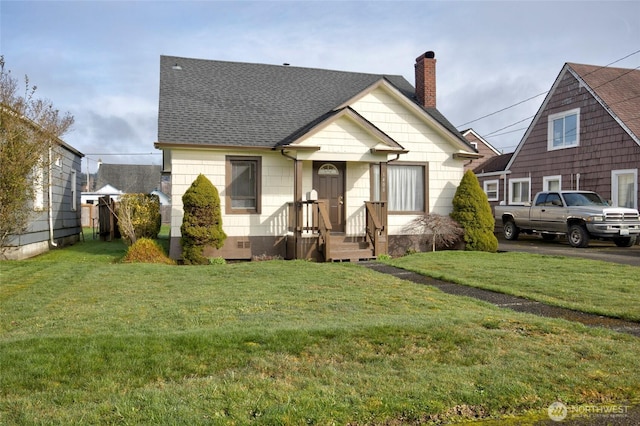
[359,262,640,424]
[359,261,640,338]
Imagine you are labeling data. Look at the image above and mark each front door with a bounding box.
[313,162,345,232]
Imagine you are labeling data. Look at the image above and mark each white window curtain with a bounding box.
[388,165,424,211]
[617,173,635,208]
[510,179,530,204]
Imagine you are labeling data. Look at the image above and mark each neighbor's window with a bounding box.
[543,175,562,192]
[71,170,77,211]
[226,156,261,214]
[388,164,426,213]
[612,169,637,209]
[484,180,499,201]
[548,108,579,150]
[509,178,531,204]
[33,164,45,211]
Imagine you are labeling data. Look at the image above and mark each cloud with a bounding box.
[67,95,159,170]
[2,0,639,169]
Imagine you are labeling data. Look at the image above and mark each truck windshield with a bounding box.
[563,193,608,206]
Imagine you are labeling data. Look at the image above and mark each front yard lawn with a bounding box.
[383,251,640,322]
[1,239,639,424]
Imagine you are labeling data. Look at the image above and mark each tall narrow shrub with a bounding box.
[450,170,498,252]
[180,174,226,264]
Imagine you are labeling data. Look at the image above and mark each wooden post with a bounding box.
[380,162,388,202]
[294,159,304,259]
[379,162,388,255]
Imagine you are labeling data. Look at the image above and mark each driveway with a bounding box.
[497,234,640,266]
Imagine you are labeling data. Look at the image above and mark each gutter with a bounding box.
[48,146,57,247]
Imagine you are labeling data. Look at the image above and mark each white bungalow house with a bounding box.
[155,51,479,261]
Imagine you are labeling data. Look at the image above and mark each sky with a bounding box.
[1,1,639,173]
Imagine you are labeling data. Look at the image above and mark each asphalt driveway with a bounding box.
[497,234,640,266]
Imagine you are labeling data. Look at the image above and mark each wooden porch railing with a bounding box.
[288,200,386,260]
[288,200,332,260]
[365,201,388,256]
[316,201,332,261]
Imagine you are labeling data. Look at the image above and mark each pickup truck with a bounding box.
[495,191,640,248]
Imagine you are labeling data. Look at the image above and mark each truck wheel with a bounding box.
[568,224,590,248]
[503,221,519,240]
[613,236,635,247]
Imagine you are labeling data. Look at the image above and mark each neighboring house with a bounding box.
[474,152,514,210]
[502,62,640,209]
[80,184,123,228]
[3,135,84,260]
[94,163,164,195]
[81,184,123,204]
[155,51,479,261]
[81,163,171,225]
[461,128,501,171]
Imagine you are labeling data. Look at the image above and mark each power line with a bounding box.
[84,152,161,156]
[475,60,640,148]
[483,115,535,137]
[481,65,640,140]
[457,92,546,128]
[482,127,529,139]
[456,49,640,129]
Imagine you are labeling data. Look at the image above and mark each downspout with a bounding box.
[503,174,507,205]
[280,148,296,162]
[48,145,58,247]
[388,153,402,163]
[280,148,298,259]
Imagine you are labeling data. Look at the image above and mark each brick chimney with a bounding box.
[415,51,436,108]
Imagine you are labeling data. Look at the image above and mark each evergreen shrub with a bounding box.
[450,170,498,252]
[181,174,227,265]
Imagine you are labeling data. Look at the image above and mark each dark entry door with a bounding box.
[313,162,345,232]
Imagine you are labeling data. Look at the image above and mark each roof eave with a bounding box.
[370,147,409,154]
[155,141,276,151]
[276,145,321,152]
[453,152,483,160]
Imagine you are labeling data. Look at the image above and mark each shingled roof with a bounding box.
[157,55,467,148]
[473,152,513,174]
[568,63,640,143]
[95,164,162,194]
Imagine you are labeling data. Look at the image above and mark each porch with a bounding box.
[286,200,388,262]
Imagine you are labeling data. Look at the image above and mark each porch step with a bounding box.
[327,234,375,262]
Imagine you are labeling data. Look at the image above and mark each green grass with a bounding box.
[1,240,639,424]
[382,251,640,321]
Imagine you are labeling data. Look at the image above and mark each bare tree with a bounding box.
[405,213,464,252]
[0,56,74,249]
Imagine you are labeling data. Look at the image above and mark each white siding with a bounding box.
[170,149,294,238]
[351,88,466,233]
[167,86,467,240]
